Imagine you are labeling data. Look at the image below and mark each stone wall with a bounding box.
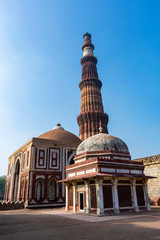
[134,154,160,203]
[0,201,24,211]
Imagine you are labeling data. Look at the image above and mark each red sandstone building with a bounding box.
[4,125,81,208]
[4,33,152,213]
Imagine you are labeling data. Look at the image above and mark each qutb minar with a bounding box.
[77,33,108,141]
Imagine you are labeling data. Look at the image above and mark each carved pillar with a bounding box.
[143,180,151,211]
[131,179,139,212]
[65,183,69,211]
[85,180,90,214]
[96,179,104,215]
[73,182,77,212]
[112,179,120,214]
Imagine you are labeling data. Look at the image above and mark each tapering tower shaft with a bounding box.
[77,33,108,141]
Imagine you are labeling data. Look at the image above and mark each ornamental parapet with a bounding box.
[75,150,131,159]
[99,157,143,165]
[134,154,160,166]
[79,78,102,90]
[66,155,143,170]
[80,55,97,65]
[82,42,94,51]
[66,157,98,169]
[77,111,108,125]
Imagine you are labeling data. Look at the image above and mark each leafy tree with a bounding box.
[0,176,6,200]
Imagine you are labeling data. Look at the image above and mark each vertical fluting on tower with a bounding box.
[77,33,109,141]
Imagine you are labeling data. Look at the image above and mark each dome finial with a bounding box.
[99,127,103,133]
[53,123,64,130]
[83,32,91,39]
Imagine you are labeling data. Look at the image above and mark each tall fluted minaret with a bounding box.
[77,33,109,141]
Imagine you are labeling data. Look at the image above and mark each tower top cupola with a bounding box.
[82,32,94,57]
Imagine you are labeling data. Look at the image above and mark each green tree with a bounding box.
[0,176,6,200]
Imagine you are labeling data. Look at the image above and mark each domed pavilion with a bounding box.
[61,129,151,215]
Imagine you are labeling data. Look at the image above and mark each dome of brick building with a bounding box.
[76,132,129,155]
[39,124,81,147]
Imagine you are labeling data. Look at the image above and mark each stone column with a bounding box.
[143,180,151,211]
[65,183,69,211]
[85,180,90,214]
[112,179,120,214]
[73,182,77,212]
[131,179,139,212]
[96,179,104,215]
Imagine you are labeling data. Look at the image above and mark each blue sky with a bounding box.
[0,0,160,175]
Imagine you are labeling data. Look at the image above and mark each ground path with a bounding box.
[0,207,160,240]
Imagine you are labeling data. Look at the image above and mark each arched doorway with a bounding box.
[36,180,44,202]
[13,160,20,201]
[48,180,56,201]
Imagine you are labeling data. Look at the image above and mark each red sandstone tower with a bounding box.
[77,33,109,141]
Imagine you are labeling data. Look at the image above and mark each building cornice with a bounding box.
[9,138,34,159]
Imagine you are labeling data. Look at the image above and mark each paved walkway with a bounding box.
[0,207,160,240]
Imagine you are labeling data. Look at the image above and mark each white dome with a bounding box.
[77,133,129,155]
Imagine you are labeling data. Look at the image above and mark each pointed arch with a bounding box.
[35,180,44,202]
[48,179,57,201]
